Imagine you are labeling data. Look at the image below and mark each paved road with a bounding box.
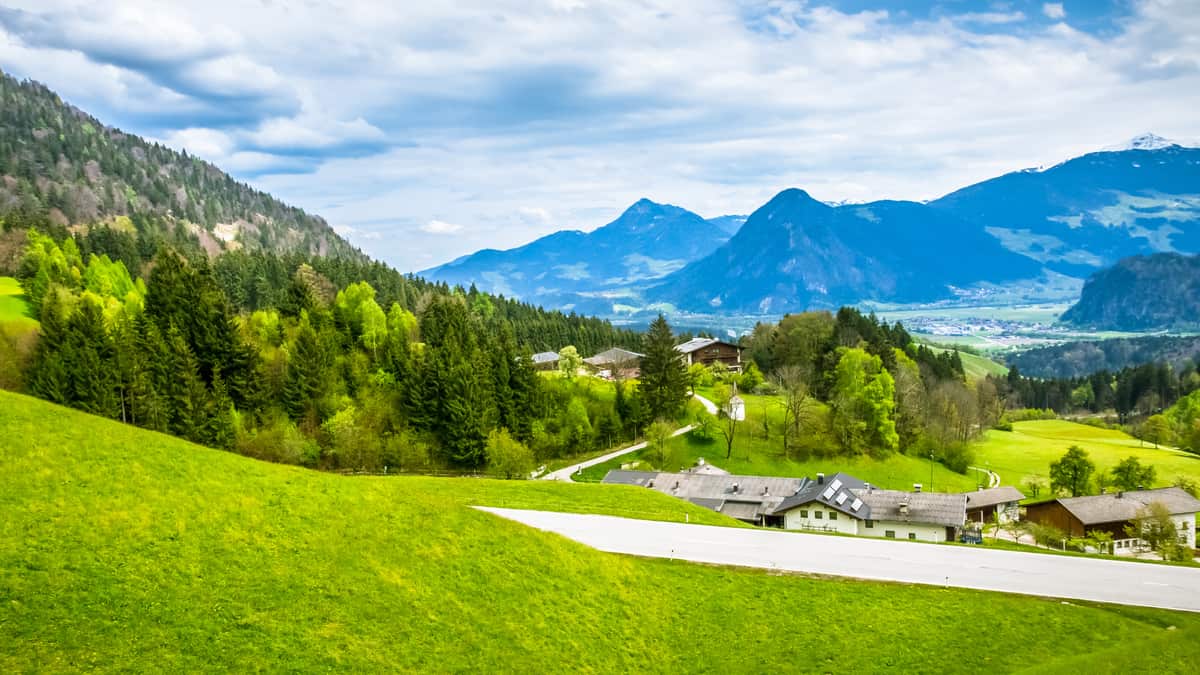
[478,507,1200,613]
[541,393,717,481]
[969,466,1001,488]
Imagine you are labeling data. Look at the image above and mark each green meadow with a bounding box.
[0,276,37,332]
[973,420,1200,492]
[4,390,1200,672]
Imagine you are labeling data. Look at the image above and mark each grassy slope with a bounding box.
[0,276,37,332]
[583,388,979,491]
[4,390,1200,673]
[929,345,1009,379]
[974,420,1200,491]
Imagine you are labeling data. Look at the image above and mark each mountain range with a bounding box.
[424,134,1200,316]
[424,199,738,304]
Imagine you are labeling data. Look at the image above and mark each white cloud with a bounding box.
[421,219,464,235]
[1,0,1197,272]
[1043,3,1067,20]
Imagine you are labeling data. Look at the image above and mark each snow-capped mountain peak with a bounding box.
[1107,133,1181,151]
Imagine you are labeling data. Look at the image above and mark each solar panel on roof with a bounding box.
[850,498,863,511]
[822,487,835,500]
[835,492,848,505]
[830,479,843,491]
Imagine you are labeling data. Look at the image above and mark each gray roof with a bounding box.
[584,347,644,367]
[675,337,742,354]
[602,470,808,522]
[773,472,868,518]
[856,490,968,528]
[606,469,969,528]
[963,486,1026,510]
[531,351,560,364]
[1057,487,1200,525]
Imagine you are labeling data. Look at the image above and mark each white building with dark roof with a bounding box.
[603,468,968,541]
[675,337,744,372]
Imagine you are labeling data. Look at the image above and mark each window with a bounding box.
[799,510,808,518]
[828,511,837,521]
[908,533,917,540]
[865,520,874,528]
[814,511,823,519]
[885,530,896,538]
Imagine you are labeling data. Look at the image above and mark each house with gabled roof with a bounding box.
[603,467,968,541]
[772,473,968,542]
[583,347,643,379]
[675,337,744,372]
[963,486,1025,525]
[1024,487,1198,552]
[531,351,560,371]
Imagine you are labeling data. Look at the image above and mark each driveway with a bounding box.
[540,393,718,481]
[478,507,1200,613]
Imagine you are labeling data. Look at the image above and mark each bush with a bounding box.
[1002,408,1057,423]
[992,421,1013,432]
[938,442,975,475]
[237,416,321,466]
[752,381,780,396]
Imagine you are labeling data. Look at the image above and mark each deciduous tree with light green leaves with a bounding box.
[486,428,535,479]
[1050,445,1095,497]
[557,345,583,379]
[830,347,898,456]
[1111,456,1156,492]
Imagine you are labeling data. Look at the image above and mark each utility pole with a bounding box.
[929,453,935,492]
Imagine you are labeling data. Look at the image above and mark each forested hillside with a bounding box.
[8,227,651,473]
[1061,253,1200,330]
[0,70,355,261]
[1008,335,1200,379]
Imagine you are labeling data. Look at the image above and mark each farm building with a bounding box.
[583,347,643,379]
[1024,487,1199,552]
[675,337,744,372]
[963,486,1025,525]
[602,469,967,541]
[531,351,560,371]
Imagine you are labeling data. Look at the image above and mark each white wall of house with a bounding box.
[866,520,951,543]
[1178,511,1196,549]
[782,503,860,535]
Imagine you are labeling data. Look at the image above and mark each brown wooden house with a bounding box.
[675,337,743,372]
[1024,488,1199,548]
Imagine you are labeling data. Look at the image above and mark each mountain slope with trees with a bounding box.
[0,69,357,261]
[1060,253,1200,330]
[1008,334,1200,379]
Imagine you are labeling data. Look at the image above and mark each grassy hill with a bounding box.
[0,276,36,332]
[928,345,1009,380]
[973,420,1200,492]
[4,390,1200,672]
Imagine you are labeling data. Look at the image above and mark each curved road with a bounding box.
[540,393,718,482]
[479,507,1200,613]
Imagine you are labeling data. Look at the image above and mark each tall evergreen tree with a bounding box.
[638,314,688,420]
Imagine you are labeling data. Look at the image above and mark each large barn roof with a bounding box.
[1057,487,1200,525]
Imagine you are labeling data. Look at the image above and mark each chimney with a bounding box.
[1117,491,1123,498]
[817,473,826,485]
[899,501,910,517]
[913,483,923,493]
[864,482,872,491]
[762,486,769,496]
[732,482,739,494]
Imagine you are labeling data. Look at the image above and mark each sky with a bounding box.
[1,1,1199,272]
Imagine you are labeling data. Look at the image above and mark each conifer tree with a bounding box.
[638,314,688,420]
